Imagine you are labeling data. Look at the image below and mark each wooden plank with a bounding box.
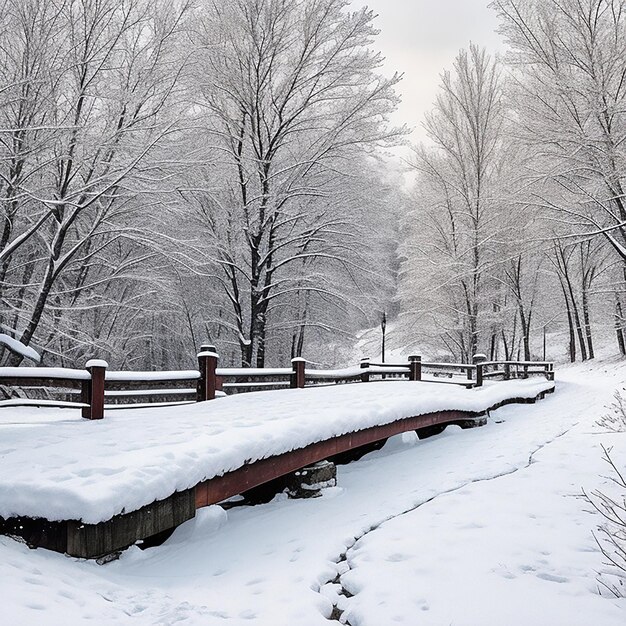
[66,489,196,558]
[0,516,69,553]
[1,490,196,559]
[0,376,83,389]
[223,381,291,389]
[420,378,475,388]
[421,362,473,371]
[304,375,363,384]
[105,378,199,391]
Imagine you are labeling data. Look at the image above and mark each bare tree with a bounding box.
[493,0,626,256]
[402,45,511,361]
[185,0,403,366]
[0,0,192,365]
[584,444,626,597]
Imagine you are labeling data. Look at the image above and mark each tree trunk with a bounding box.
[559,279,576,362]
[616,296,626,356]
[581,283,594,359]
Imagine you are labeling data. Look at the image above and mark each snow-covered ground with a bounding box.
[1,362,625,625]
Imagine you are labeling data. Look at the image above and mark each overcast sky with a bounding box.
[352,0,506,144]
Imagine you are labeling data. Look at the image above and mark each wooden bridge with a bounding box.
[0,350,555,559]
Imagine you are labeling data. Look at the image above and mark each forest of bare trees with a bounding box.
[2,0,626,368]
[0,0,403,368]
[402,0,626,364]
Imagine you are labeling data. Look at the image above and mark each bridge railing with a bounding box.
[475,360,554,386]
[0,347,554,420]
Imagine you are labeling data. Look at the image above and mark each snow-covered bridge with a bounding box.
[0,359,554,559]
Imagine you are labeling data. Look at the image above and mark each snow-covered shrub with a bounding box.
[584,445,626,597]
[597,392,626,433]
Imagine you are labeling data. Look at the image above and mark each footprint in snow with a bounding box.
[537,572,569,583]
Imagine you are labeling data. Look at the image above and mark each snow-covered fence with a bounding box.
[0,347,555,419]
[419,360,476,384]
[475,361,555,387]
[0,366,90,409]
[0,362,205,419]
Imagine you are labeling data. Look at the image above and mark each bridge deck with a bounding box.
[1,378,553,527]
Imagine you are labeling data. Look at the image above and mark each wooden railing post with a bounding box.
[291,357,306,389]
[408,355,422,381]
[82,359,107,420]
[466,365,473,381]
[200,345,224,391]
[473,353,487,388]
[360,357,370,382]
[197,348,218,401]
[504,363,511,380]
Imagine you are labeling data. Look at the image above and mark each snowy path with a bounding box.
[324,426,576,624]
[1,364,625,624]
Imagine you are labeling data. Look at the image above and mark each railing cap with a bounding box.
[197,351,219,359]
[291,357,306,363]
[408,355,422,362]
[85,359,108,369]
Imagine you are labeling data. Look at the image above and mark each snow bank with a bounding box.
[0,378,554,524]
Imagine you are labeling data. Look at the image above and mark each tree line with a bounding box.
[2,0,625,370]
[401,0,626,364]
[0,0,403,369]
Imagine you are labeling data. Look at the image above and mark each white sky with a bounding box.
[352,0,506,144]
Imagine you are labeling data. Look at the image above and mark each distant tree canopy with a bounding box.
[400,0,626,363]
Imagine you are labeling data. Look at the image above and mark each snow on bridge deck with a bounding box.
[0,378,554,525]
